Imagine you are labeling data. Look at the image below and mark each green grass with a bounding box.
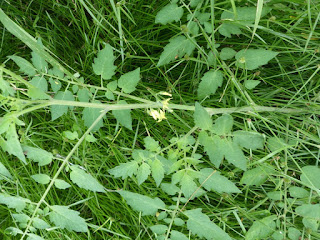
[0,0,320,239]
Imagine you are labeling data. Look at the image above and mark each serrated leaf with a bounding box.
[218,23,242,38]
[157,36,195,66]
[82,102,104,132]
[22,145,53,166]
[245,80,261,89]
[222,139,247,170]
[144,136,161,152]
[13,213,30,223]
[31,39,48,72]
[170,230,188,240]
[220,47,236,60]
[119,190,165,216]
[4,227,23,236]
[112,100,132,130]
[155,3,183,25]
[137,162,151,185]
[151,158,164,187]
[0,74,15,96]
[188,21,199,35]
[0,161,13,180]
[118,68,140,93]
[92,44,116,80]
[297,203,320,221]
[174,218,185,226]
[300,165,320,189]
[49,66,64,78]
[180,173,198,198]
[289,186,309,198]
[184,208,232,240]
[194,102,212,130]
[77,88,90,102]
[235,49,278,70]
[9,56,36,76]
[29,76,48,95]
[27,234,45,240]
[54,179,71,189]
[288,227,301,240]
[0,193,30,212]
[150,224,168,235]
[211,114,233,135]
[197,70,223,99]
[199,132,224,167]
[160,183,180,195]
[70,166,105,192]
[233,130,264,150]
[245,215,276,240]
[198,168,241,193]
[107,80,117,91]
[2,124,26,164]
[31,174,50,184]
[33,217,50,229]
[108,161,138,179]
[240,165,274,186]
[51,90,74,120]
[49,205,88,232]
[49,78,61,93]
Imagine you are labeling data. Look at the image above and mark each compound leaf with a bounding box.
[197,70,223,99]
[155,3,183,25]
[49,205,88,232]
[184,208,232,240]
[119,190,165,216]
[92,44,116,80]
[70,166,105,193]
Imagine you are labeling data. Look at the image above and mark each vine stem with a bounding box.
[14,98,314,119]
[20,108,109,240]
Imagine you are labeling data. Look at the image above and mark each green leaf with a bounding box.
[199,132,224,167]
[233,131,264,150]
[198,168,241,193]
[267,137,287,152]
[31,174,50,184]
[49,66,64,78]
[184,208,232,240]
[289,186,309,198]
[0,161,13,180]
[119,190,165,216]
[267,191,282,201]
[4,227,23,236]
[107,80,117,91]
[144,136,161,152]
[211,114,233,135]
[194,102,212,130]
[155,3,183,25]
[27,234,45,240]
[1,124,26,164]
[295,204,320,219]
[108,161,139,179]
[54,179,71,190]
[13,213,30,222]
[180,172,198,198]
[288,227,301,240]
[300,165,320,189]
[157,36,195,66]
[85,134,97,142]
[160,183,180,195]
[302,217,318,232]
[188,21,199,35]
[220,47,237,60]
[197,70,223,99]
[77,88,91,102]
[112,100,132,130]
[190,0,203,8]
[33,217,50,229]
[137,162,151,185]
[222,139,247,170]
[218,23,241,38]
[150,225,168,235]
[62,130,78,140]
[0,74,15,96]
[221,7,271,24]
[235,49,278,70]
[240,165,274,186]
[0,193,30,212]
[51,90,74,120]
[31,38,48,72]
[174,218,185,226]
[30,77,48,94]
[9,56,37,76]
[245,215,276,240]
[22,145,53,166]
[151,158,164,187]
[118,68,140,93]
[245,80,261,89]
[82,102,104,132]
[70,166,105,193]
[92,44,116,80]
[49,205,88,232]
[170,230,188,240]
[49,78,61,93]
